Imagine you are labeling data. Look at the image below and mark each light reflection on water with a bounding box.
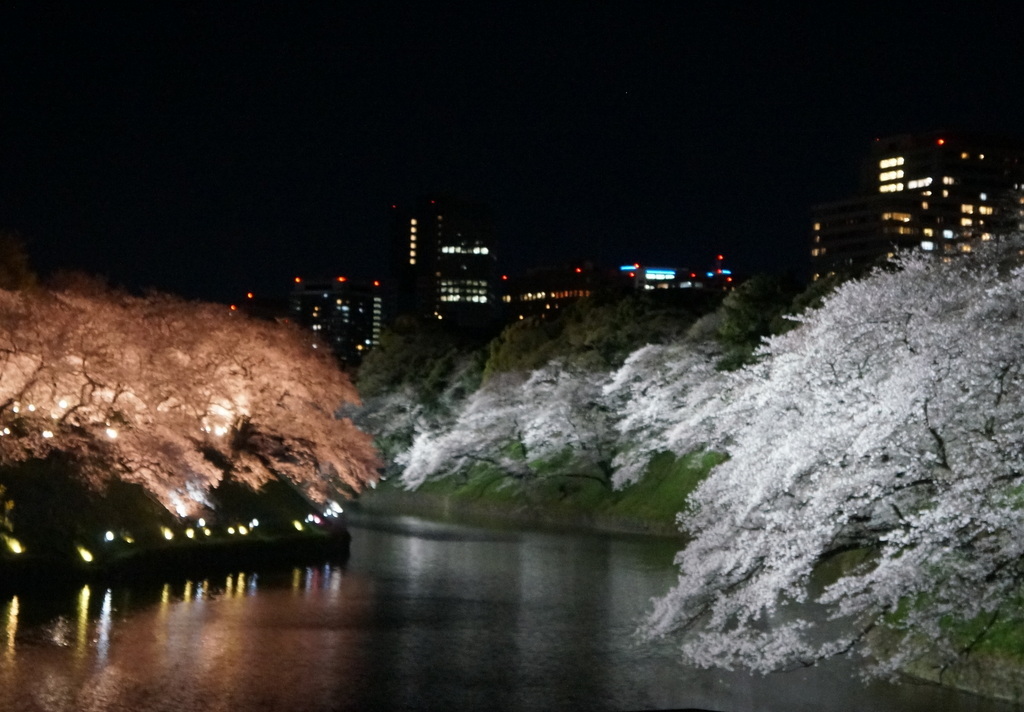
[0,516,1018,712]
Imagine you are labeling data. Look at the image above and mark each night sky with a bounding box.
[3,3,1024,304]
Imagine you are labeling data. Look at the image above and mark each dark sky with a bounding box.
[2,3,1024,303]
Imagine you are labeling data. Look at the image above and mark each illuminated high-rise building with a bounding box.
[288,276,388,365]
[391,194,499,329]
[810,131,1024,279]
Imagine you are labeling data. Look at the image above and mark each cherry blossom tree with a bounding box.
[0,280,379,517]
[643,239,1024,678]
[398,362,615,489]
[603,340,724,487]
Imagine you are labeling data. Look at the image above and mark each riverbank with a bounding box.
[0,527,351,594]
[353,450,724,539]
[0,459,351,592]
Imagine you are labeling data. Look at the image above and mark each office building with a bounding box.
[811,131,1024,278]
[391,195,499,330]
[289,277,388,366]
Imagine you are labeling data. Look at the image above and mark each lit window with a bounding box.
[960,243,973,253]
[980,192,988,201]
[921,201,929,209]
[921,240,936,251]
[942,176,956,185]
[410,219,417,226]
[813,222,821,231]
[979,206,994,215]
[923,228,934,237]
[961,152,970,159]
[409,258,416,265]
[908,177,933,190]
[879,183,905,193]
[961,204,975,214]
[879,157,905,168]
[879,170,905,182]
[961,218,973,226]
[943,229,955,238]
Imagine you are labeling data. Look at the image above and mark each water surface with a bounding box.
[0,513,1015,711]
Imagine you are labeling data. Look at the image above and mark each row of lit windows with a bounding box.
[439,294,490,303]
[921,240,975,253]
[409,218,418,265]
[515,289,592,302]
[440,245,490,255]
[881,175,960,193]
[440,279,489,289]
[879,157,905,169]
[882,212,912,222]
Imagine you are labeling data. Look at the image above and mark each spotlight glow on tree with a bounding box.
[0,277,379,516]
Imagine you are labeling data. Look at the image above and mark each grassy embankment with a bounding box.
[355,449,725,537]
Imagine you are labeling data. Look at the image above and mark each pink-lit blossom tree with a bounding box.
[0,279,378,517]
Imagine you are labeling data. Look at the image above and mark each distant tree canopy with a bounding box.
[0,232,37,292]
[485,293,701,377]
[356,315,486,403]
[0,279,379,517]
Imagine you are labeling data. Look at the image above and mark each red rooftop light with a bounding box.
[294,277,302,283]
[574,267,582,273]
[373,280,380,287]
[246,292,253,299]
[337,276,347,282]
[937,138,946,145]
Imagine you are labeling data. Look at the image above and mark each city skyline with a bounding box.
[3,4,1024,304]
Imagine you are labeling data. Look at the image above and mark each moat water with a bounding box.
[0,512,1015,711]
